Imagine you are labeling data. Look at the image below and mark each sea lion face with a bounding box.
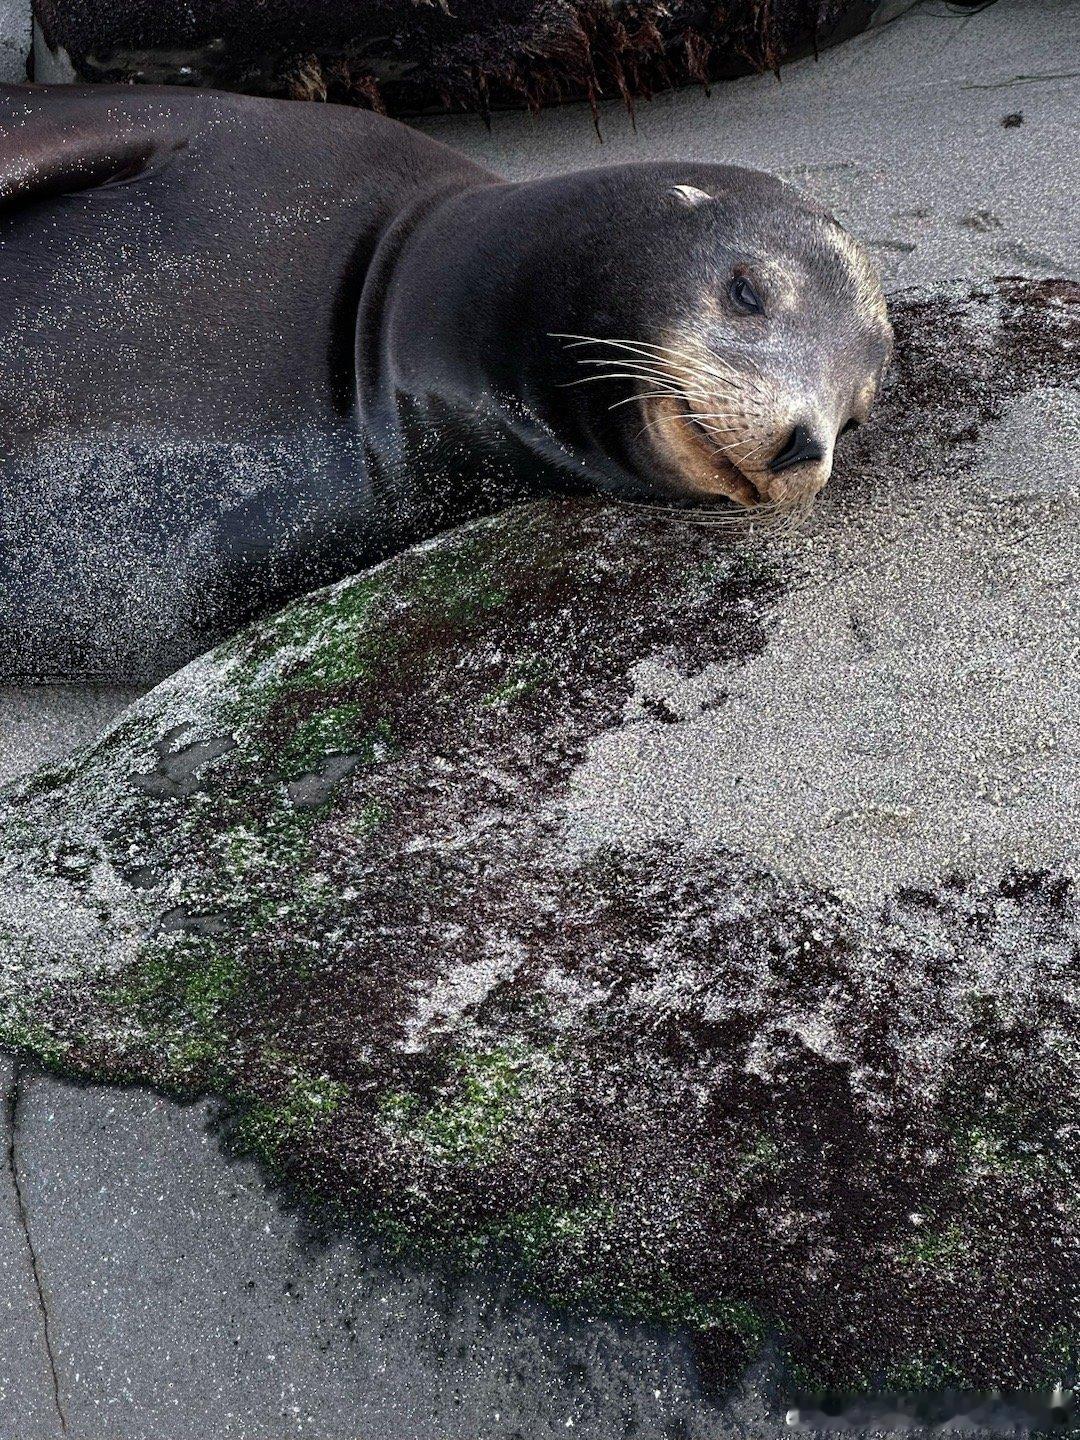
[556,170,892,517]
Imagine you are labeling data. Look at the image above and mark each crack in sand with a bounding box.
[5,1063,68,1435]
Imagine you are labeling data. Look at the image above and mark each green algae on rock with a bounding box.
[0,279,1078,1401]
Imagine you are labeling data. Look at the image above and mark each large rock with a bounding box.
[0,278,1077,1404]
[33,0,878,117]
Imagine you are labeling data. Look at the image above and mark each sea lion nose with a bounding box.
[769,423,825,473]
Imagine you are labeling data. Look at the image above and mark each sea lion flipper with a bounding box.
[0,85,187,211]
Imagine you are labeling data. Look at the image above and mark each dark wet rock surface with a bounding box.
[1,278,1077,1410]
[32,0,877,118]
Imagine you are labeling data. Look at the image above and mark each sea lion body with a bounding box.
[0,85,891,682]
[0,86,501,679]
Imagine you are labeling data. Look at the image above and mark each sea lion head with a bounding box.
[545,164,893,518]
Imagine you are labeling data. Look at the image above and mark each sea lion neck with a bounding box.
[353,178,492,418]
[350,177,567,545]
[358,175,647,501]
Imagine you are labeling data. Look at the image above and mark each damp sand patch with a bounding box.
[566,382,1080,903]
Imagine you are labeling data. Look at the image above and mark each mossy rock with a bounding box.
[1,279,1078,1400]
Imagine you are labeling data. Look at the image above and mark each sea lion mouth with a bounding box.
[677,397,772,501]
[553,332,830,517]
[552,332,771,510]
[642,393,767,509]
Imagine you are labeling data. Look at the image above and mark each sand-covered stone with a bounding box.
[0,278,1077,1401]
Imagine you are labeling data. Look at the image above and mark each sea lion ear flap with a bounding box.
[0,87,180,213]
[669,184,713,208]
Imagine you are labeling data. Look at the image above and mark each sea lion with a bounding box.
[0,83,891,682]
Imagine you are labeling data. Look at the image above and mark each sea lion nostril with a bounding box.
[769,424,825,473]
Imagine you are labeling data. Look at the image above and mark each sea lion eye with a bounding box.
[729,275,764,315]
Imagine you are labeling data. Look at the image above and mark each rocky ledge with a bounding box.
[0,278,1077,1404]
[32,0,878,117]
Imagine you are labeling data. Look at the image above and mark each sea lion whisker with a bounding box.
[688,425,769,461]
[576,357,702,385]
[553,334,694,358]
[690,430,764,460]
[695,379,771,412]
[632,412,767,472]
[694,352,771,386]
[632,415,683,443]
[559,373,687,393]
[616,497,783,527]
[695,347,769,382]
[697,365,771,401]
[640,491,812,533]
[628,338,769,390]
[578,349,696,368]
[683,507,784,531]
[556,334,777,402]
[711,356,768,385]
[561,341,705,375]
[566,356,692,379]
[608,390,702,412]
[575,357,712,395]
[568,349,770,414]
[565,358,684,377]
[631,407,741,443]
[573,356,691,375]
[784,495,816,534]
[732,441,770,467]
[558,337,729,390]
[556,335,758,382]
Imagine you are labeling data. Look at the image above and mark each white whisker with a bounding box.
[553,332,771,397]
[608,391,695,411]
[559,373,687,392]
